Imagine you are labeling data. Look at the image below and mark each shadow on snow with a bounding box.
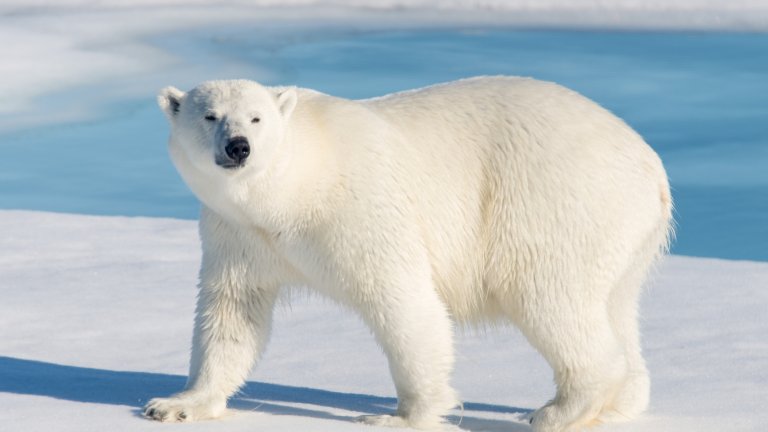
[0,356,532,431]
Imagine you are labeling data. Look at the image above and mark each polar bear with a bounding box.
[144,76,672,432]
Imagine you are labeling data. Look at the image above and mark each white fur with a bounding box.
[145,77,672,431]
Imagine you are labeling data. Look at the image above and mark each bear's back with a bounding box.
[356,77,670,320]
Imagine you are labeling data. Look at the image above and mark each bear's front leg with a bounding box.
[144,210,281,422]
[345,252,459,429]
[144,287,279,422]
[144,281,279,422]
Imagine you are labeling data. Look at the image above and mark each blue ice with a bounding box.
[0,28,765,261]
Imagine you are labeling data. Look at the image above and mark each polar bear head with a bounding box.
[158,80,297,178]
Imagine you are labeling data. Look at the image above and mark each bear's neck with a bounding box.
[229,113,341,236]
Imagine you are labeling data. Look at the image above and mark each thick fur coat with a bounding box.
[145,76,673,432]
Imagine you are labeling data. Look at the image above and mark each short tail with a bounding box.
[658,178,675,258]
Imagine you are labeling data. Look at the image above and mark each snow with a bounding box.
[1,210,767,432]
[2,1,767,431]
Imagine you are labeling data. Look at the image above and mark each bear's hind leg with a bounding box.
[599,265,652,423]
[516,294,628,432]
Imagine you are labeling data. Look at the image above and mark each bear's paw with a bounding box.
[143,393,226,422]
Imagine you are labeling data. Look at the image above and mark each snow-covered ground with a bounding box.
[2,1,767,431]
[1,211,767,432]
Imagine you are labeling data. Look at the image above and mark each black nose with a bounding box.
[225,136,250,164]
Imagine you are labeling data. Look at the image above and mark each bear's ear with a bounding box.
[276,87,297,120]
[157,86,184,120]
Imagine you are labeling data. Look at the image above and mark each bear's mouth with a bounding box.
[215,156,245,170]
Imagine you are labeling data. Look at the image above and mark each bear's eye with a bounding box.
[251,117,261,124]
[204,114,217,121]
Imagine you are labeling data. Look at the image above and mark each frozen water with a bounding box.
[0,27,766,260]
